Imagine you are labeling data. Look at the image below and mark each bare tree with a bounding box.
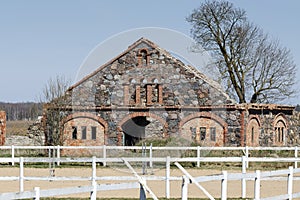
[41,75,71,146]
[187,0,297,103]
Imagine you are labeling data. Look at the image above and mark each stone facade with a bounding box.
[0,111,6,145]
[44,38,295,148]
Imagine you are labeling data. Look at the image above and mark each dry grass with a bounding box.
[6,120,33,136]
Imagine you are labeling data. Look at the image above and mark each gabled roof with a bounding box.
[68,37,156,91]
[67,37,232,101]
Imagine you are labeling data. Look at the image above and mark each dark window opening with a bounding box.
[210,127,216,141]
[82,126,87,140]
[200,127,206,140]
[91,126,97,140]
[72,126,77,140]
[140,49,148,66]
[190,127,196,140]
[251,127,254,143]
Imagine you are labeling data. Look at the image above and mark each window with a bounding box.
[210,127,216,141]
[200,127,206,140]
[91,126,97,140]
[81,126,87,140]
[72,126,77,139]
[251,127,254,143]
[190,127,196,140]
[138,49,149,66]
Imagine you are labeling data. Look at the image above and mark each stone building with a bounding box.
[0,111,6,145]
[43,38,295,147]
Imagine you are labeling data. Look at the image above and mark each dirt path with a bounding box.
[0,166,299,199]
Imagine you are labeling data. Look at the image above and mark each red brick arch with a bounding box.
[273,113,288,128]
[179,112,228,144]
[117,112,168,144]
[246,115,261,147]
[247,115,261,127]
[61,112,108,143]
[179,112,227,129]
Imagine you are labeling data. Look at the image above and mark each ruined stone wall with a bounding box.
[284,111,300,146]
[0,111,6,145]
[244,106,295,147]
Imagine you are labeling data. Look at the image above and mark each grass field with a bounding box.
[6,120,33,136]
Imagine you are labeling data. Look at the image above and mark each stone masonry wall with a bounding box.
[0,111,6,145]
[44,39,295,148]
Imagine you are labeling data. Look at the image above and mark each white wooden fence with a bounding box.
[1,154,300,199]
[0,145,299,168]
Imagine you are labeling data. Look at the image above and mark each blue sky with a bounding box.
[0,1,299,104]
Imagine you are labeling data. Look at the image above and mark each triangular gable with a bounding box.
[67,37,232,104]
[68,37,159,91]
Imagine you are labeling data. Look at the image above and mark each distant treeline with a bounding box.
[0,102,43,121]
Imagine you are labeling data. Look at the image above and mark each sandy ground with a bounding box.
[0,166,300,199]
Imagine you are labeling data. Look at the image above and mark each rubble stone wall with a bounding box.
[44,39,296,149]
[0,111,6,145]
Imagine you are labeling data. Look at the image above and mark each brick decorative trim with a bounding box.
[61,112,108,144]
[273,113,288,128]
[178,112,228,144]
[179,112,227,128]
[247,115,261,127]
[117,112,168,144]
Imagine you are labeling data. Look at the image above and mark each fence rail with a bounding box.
[0,145,299,168]
[1,155,300,199]
[0,145,300,199]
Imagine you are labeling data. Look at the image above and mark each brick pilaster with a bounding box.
[135,85,141,104]
[146,84,153,105]
[158,84,163,104]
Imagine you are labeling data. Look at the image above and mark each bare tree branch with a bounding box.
[187,0,297,103]
[40,75,71,146]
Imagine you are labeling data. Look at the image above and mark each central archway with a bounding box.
[122,116,150,146]
[118,112,167,146]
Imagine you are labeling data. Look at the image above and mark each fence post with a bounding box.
[254,170,260,200]
[19,157,24,192]
[90,156,97,200]
[33,187,40,200]
[295,146,298,169]
[166,156,170,199]
[149,143,153,169]
[242,156,246,198]
[245,146,249,168]
[197,146,200,168]
[181,175,189,200]
[12,145,15,166]
[140,181,146,200]
[57,145,60,166]
[221,171,227,200]
[288,166,293,200]
[103,145,106,167]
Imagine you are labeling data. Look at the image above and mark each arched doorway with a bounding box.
[122,116,150,146]
[118,112,167,146]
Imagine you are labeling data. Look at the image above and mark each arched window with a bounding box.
[273,114,288,145]
[138,49,149,66]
